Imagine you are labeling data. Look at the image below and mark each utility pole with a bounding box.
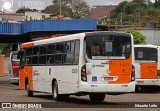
[120,12,123,26]
[115,18,117,30]
[60,0,62,20]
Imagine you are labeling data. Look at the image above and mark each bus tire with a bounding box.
[26,81,33,97]
[135,86,139,92]
[89,93,105,102]
[52,81,60,101]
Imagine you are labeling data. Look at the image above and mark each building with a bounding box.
[89,5,115,24]
[50,14,72,20]
[0,12,25,23]
[25,12,51,21]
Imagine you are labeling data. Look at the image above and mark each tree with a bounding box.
[73,2,90,19]
[52,0,84,7]
[154,0,160,8]
[42,4,73,17]
[110,0,158,26]
[111,1,128,18]
[125,30,146,44]
[43,0,89,19]
[124,0,147,15]
[16,6,32,13]
[0,44,11,56]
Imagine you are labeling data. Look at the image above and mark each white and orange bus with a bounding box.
[8,51,20,85]
[134,44,160,92]
[18,31,135,102]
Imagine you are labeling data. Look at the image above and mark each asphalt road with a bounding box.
[0,58,159,111]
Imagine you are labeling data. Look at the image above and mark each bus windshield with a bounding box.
[135,47,157,62]
[86,35,131,60]
[12,54,18,60]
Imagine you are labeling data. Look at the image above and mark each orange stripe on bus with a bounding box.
[108,55,132,84]
[140,62,157,79]
[21,42,34,48]
[19,66,33,90]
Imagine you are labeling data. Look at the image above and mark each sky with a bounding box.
[0,0,156,12]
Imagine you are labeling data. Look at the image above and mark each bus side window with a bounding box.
[39,45,46,65]
[56,43,64,53]
[64,41,74,64]
[33,46,39,55]
[32,46,39,65]
[19,49,25,70]
[47,55,54,65]
[25,48,32,65]
[74,40,80,64]
[55,43,64,64]
[47,44,55,54]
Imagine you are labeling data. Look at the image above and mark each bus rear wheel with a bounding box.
[52,81,69,101]
[135,86,140,92]
[52,81,60,101]
[26,82,33,97]
[89,93,105,102]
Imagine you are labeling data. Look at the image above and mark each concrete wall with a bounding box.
[138,30,160,45]
[25,12,51,21]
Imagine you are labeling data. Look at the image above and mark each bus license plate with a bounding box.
[104,77,113,81]
[137,81,144,85]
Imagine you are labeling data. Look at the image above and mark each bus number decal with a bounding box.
[49,68,51,75]
[72,68,78,73]
[33,70,39,76]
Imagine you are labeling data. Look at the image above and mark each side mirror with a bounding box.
[19,65,24,71]
[17,51,21,59]
[86,63,92,75]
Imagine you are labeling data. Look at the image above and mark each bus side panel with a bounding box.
[32,66,45,92]
[140,63,157,79]
[45,66,69,94]
[108,55,132,84]
[135,63,140,79]
[19,66,33,90]
[67,66,79,94]
[44,66,53,93]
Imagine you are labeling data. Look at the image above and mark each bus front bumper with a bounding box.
[136,79,160,86]
[79,81,135,93]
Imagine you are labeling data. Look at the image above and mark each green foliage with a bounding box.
[110,0,160,26]
[154,0,160,8]
[0,44,11,56]
[73,2,90,19]
[111,1,128,18]
[42,17,50,20]
[42,0,89,19]
[16,6,32,13]
[125,30,146,44]
[124,0,147,15]
[42,4,73,17]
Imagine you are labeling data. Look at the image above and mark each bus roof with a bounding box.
[134,44,160,49]
[21,31,131,48]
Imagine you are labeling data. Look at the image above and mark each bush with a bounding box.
[125,30,146,44]
[0,44,11,56]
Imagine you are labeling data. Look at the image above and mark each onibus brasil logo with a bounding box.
[2,0,13,12]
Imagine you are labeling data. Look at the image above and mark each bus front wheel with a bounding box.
[26,81,33,97]
[89,93,105,102]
